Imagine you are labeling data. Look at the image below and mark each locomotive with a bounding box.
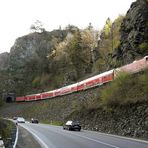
[16,56,148,102]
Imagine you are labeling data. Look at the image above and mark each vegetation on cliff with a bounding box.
[112,0,148,65]
[0,0,147,97]
[0,15,124,97]
[101,70,148,107]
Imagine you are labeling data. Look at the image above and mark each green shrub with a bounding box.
[32,76,40,88]
[32,73,50,89]
[0,119,15,146]
[40,73,50,86]
[139,42,148,54]
[100,70,148,107]
[139,70,148,95]
[100,72,128,106]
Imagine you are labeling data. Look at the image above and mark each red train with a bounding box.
[16,56,148,102]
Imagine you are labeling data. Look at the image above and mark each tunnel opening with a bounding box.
[6,97,13,103]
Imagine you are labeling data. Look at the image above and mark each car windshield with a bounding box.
[72,121,80,125]
[17,117,25,120]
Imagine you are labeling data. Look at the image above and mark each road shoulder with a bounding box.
[16,125,41,148]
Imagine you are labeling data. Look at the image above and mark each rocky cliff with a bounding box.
[0,52,9,71]
[113,0,148,64]
[0,30,69,95]
[0,28,94,96]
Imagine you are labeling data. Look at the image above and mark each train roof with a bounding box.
[78,69,114,84]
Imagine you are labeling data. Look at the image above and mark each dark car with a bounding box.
[63,121,81,131]
[31,118,39,124]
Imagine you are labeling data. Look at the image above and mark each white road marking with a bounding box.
[47,128,120,148]
[96,131,148,144]
[69,132,120,148]
[19,124,49,148]
[13,126,18,148]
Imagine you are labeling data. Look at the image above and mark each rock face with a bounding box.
[74,103,148,140]
[0,30,68,95]
[0,52,9,71]
[0,28,94,95]
[9,31,67,71]
[113,0,148,64]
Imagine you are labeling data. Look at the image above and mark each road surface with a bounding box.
[16,125,41,148]
[18,123,148,148]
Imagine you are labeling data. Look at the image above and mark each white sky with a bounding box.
[0,0,135,54]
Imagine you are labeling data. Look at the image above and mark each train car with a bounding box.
[25,94,36,101]
[48,90,55,98]
[76,69,114,91]
[41,91,54,100]
[15,96,25,102]
[35,93,42,100]
[98,69,114,84]
[77,80,85,91]
[60,83,78,95]
[116,56,148,75]
[70,83,78,92]
[84,75,101,89]
[84,69,114,89]
[60,85,73,95]
[54,88,62,97]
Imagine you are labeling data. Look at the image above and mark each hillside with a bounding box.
[0,70,148,140]
[0,0,148,141]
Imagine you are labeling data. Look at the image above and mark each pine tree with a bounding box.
[103,18,112,38]
[68,29,85,76]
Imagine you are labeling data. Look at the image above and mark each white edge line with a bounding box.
[20,125,48,148]
[71,132,120,148]
[95,131,148,144]
[13,126,18,148]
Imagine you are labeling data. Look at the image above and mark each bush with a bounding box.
[0,119,15,146]
[100,70,148,107]
[139,42,148,54]
[139,70,148,95]
[32,76,40,88]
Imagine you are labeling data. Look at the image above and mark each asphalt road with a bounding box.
[16,126,41,148]
[19,123,148,148]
